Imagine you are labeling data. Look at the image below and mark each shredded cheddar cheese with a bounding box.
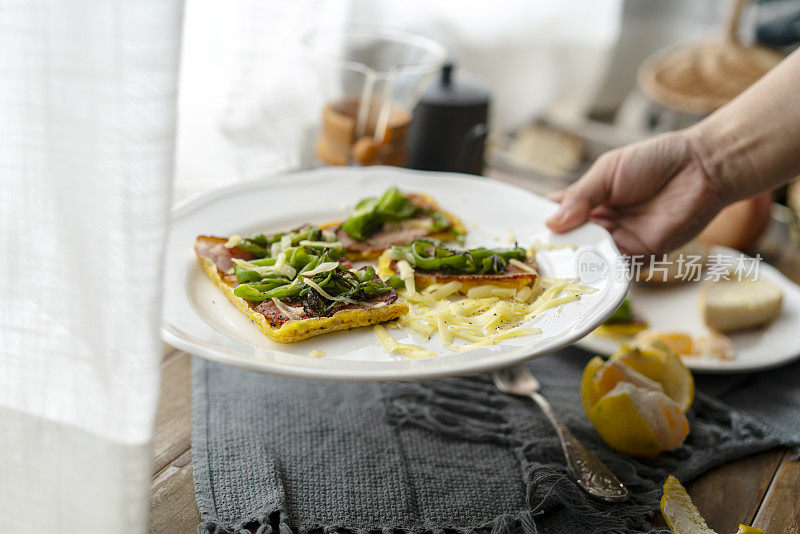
[299,261,340,278]
[224,234,242,248]
[396,260,416,294]
[466,286,516,299]
[232,252,297,279]
[427,281,462,300]
[378,275,595,356]
[372,241,595,360]
[303,278,359,304]
[272,298,303,320]
[374,325,438,359]
[509,258,537,274]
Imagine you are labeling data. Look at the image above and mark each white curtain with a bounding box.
[0,0,183,531]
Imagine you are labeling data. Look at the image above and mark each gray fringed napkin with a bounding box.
[192,347,799,534]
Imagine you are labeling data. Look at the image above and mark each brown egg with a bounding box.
[698,192,772,251]
[352,136,380,166]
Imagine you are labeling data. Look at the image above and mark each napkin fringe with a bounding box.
[523,462,659,533]
[198,513,550,534]
[195,494,660,534]
[381,377,513,445]
[198,512,292,534]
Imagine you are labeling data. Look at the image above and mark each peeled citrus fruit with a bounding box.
[660,475,764,534]
[612,343,694,412]
[635,330,694,356]
[581,346,694,458]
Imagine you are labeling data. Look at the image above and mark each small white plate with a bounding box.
[577,246,800,373]
[162,167,628,381]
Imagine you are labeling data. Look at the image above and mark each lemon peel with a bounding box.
[660,475,764,534]
[661,475,716,534]
[588,384,663,458]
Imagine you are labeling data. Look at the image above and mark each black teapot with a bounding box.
[406,63,490,175]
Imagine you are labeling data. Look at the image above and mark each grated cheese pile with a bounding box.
[374,262,594,359]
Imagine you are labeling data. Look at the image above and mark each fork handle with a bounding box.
[528,392,629,502]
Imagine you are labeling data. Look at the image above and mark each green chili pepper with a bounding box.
[389,239,526,275]
[235,241,268,256]
[341,186,442,242]
[375,186,418,221]
[356,266,377,283]
[340,209,381,242]
[232,280,298,301]
[604,299,633,325]
[257,281,303,300]
[361,281,392,297]
[384,275,405,289]
[234,257,274,283]
[235,269,285,284]
[314,270,336,289]
[232,285,268,301]
[286,247,313,270]
[427,210,451,232]
[237,225,339,258]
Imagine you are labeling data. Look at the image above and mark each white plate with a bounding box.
[162,167,628,381]
[576,246,800,373]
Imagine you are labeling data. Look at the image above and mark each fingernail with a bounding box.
[546,210,568,227]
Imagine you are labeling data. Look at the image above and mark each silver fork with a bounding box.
[492,365,629,502]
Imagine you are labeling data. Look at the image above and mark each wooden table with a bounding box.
[149,344,800,533]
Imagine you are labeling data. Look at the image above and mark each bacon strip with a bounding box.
[336,221,433,255]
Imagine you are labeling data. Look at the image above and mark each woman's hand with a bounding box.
[546,130,726,256]
[546,48,800,257]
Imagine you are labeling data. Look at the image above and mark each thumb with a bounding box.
[545,154,615,233]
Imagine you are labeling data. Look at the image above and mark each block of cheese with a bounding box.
[699,278,782,332]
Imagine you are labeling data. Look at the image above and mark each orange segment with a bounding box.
[611,345,695,412]
[611,346,665,380]
[593,359,664,400]
[635,330,694,355]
